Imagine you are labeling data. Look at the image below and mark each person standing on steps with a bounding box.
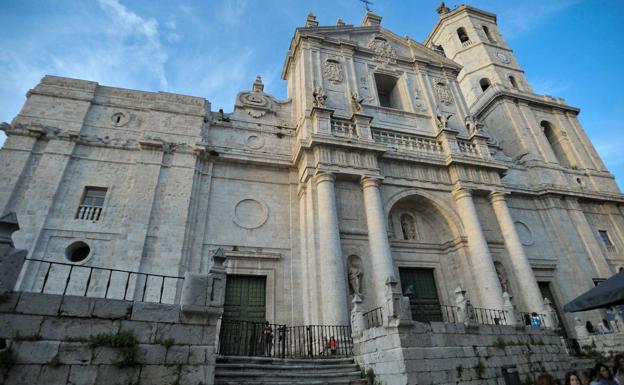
[261,321,273,357]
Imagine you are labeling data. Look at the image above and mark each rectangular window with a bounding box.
[374,73,403,110]
[76,187,107,221]
[598,230,615,251]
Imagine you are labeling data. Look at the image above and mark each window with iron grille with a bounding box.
[76,187,107,221]
[598,230,615,251]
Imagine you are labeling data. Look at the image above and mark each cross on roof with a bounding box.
[359,0,373,12]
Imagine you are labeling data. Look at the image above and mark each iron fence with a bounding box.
[473,307,508,325]
[23,258,183,304]
[363,307,383,329]
[517,312,547,327]
[218,319,353,358]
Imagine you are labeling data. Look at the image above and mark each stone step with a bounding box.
[215,380,368,385]
[217,355,356,366]
[217,362,358,372]
[215,370,363,382]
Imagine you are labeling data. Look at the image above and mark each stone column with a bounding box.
[452,188,504,309]
[315,172,350,325]
[489,191,545,313]
[361,177,396,308]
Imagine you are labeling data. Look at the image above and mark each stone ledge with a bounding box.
[15,292,62,316]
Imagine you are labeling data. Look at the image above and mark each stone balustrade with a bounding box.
[371,129,443,154]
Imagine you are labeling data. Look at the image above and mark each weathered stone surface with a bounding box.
[38,365,70,385]
[59,296,95,317]
[3,364,42,385]
[58,342,91,365]
[0,314,42,338]
[138,365,180,384]
[0,292,21,312]
[94,365,140,385]
[68,365,98,385]
[39,317,118,340]
[13,340,60,364]
[15,292,62,316]
[119,320,157,343]
[92,298,132,320]
[180,365,209,385]
[131,302,180,323]
[155,322,204,345]
[135,344,167,364]
[165,345,190,364]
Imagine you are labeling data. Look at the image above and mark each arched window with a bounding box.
[400,213,417,240]
[479,78,491,92]
[456,27,469,43]
[509,76,518,89]
[541,120,570,166]
[482,25,496,43]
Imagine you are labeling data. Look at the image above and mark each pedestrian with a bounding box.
[614,366,624,385]
[326,336,337,355]
[261,321,273,357]
[592,363,616,385]
[565,371,582,385]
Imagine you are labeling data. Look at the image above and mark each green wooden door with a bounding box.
[399,268,442,322]
[223,275,267,322]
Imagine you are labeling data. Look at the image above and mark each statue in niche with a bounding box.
[435,105,453,130]
[494,261,512,296]
[350,92,364,113]
[312,85,327,108]
[400,213,417,240]
[348,256,363,297]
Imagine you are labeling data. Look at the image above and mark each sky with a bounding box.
[0,0,622,186]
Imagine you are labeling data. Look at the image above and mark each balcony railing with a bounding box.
[461,40,473,48]
[457,139,479,155]
[330,118,357,138]
[22,258,183,304]
[372,129,443,154]
[76,205,103,221]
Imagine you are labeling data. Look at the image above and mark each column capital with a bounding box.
[451,187,472,200]
[488,190,509,203]
[360,176,383,189]
[313,171,335,185]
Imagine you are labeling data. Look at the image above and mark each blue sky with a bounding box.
[1,0,622,186]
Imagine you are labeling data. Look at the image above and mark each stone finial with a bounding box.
[362,11,382,27]
[252,75,264,92]
[210,247,226,274]
[305,12,318,28]
[336,18,346,26]
[502,292,518,326]
[436,2,450,15]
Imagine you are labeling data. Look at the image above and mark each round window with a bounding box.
[66,241,91,262]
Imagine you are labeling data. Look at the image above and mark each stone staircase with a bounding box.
[215,356,368,385]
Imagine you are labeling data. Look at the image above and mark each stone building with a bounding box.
[1,3,622,347]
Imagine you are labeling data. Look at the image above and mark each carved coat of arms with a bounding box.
[431,77,453,105]
[323,58,344,84]
[368,36,397,63]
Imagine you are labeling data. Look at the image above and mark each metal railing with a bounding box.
[473,307,508,325]
[517,312,547,327]
[363,307,383,329]
[23,258,183,304]
[75,205,103,221]
[218,319,353,358]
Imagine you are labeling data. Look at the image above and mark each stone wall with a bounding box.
[0,292,218,385]
[355,322,572,385]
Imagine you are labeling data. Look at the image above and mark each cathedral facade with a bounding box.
[1,4,622,341]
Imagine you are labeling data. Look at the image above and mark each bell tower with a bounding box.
[425,3,530,107]
[424,3,616,194]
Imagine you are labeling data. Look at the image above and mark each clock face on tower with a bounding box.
[497,52,511,63]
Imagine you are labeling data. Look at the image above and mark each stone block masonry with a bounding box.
[355,321,573,385]
[0,291,219,385]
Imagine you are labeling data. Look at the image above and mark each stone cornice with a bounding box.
[471,84,580,117]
